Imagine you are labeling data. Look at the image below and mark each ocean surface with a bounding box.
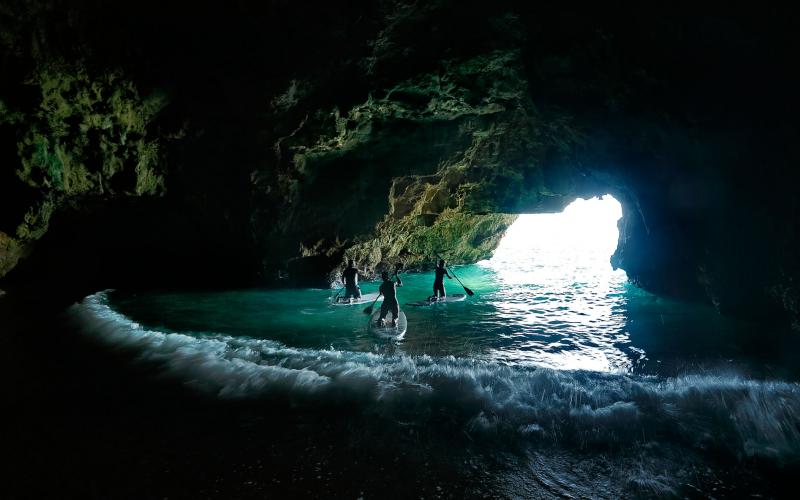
[68,198,800,497]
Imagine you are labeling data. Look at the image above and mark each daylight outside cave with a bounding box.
[482,195,630,372]
[487,195,624,285]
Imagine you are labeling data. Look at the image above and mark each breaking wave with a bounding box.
[70,291,800,463]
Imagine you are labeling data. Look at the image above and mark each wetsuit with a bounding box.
[342,266,361,300]
[379,274,402,323]
[433,266,451,298]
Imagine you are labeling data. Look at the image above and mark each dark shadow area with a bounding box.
[2,295,510,499]
[3,198,256,305]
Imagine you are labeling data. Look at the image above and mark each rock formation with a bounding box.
[1,1,798,328]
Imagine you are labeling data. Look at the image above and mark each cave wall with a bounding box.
[1,1,799,329]
[0,62,170,277]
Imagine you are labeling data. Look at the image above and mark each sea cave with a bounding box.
[3,2,800,498]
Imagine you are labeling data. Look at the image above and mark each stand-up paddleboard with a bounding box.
[405,293,466,307]
[331,292,383,306]
[369,310,407,338]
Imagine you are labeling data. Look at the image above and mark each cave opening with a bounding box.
[472,195,629,372]
[487,195,625,284]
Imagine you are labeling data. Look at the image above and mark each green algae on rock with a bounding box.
[266,47,579,274]
[16,65,167,196]
[0,231,25,278]
[1,62,169,278]
[345,209,516,272]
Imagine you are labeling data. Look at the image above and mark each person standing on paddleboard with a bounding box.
[378,269,403,327]
[430,259,452,301]
[342,259,362,302]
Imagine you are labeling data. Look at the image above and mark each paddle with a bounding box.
[362,293,382,315]
[446,265,475,296]
[435,253,474,297]
[333,286,345,303]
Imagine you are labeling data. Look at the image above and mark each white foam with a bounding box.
[70,291,800,462]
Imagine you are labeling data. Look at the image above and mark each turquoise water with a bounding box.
[103,197,786,379]
[67,199,800,494]
[104,266,763,377]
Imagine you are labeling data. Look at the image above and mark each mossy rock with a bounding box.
[0,231,25,277]
[0,61,170,278]
[15,65,167,197]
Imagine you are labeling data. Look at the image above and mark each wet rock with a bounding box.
[0,1,799,329]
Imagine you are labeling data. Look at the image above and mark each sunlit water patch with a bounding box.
[480,196,630,371]
[66,195,800,483]
[78,196,800,380]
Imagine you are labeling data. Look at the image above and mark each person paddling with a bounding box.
[341,259,362,303]
[429,259,452,301]
[377,269,403,327]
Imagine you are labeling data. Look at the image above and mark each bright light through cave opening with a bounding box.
[486,195,625,285]
[482,195,628,372]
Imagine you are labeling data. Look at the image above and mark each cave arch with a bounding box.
[1,0,798,333]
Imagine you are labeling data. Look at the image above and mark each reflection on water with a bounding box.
[107,196,795,378]
[71,197,800,497]
[480,196,632,372]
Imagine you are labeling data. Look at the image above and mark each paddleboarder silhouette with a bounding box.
[377,267,403,327]
[341,259,362,302]
[429,259,452,301]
